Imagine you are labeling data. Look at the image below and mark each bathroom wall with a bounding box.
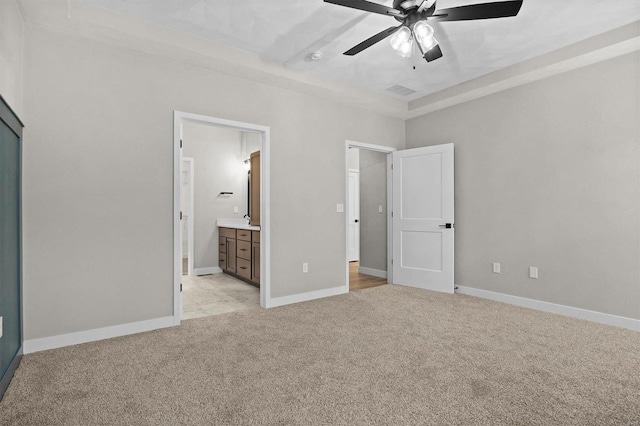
[182,123,259,272]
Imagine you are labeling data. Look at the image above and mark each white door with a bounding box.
[347,171,360,262]
[392,144,454,293]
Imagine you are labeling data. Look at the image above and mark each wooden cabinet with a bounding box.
[251,242,260,284]
[219,226,260,287]
[251,230,260,284]
[249,151,260,226]
[218,228,236,273]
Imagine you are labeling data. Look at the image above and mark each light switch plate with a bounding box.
[233,206,238,213]
[529,267,538,279]
[378,205,383,213]
[493,263,501,274]
[336,204,344,213]
[302,263,309,273]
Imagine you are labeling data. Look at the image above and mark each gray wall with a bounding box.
[359,149,387,272]
[0,0,23,116]
[20,24,405,340]
[406,52,640,320]
[182,124,258,271]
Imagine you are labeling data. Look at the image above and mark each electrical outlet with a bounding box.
[302,263,309,273]
[529,267,538,279]
[492,262,501,274]
[336,204,344,213]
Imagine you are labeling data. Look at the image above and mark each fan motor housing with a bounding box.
[393,0,436,23]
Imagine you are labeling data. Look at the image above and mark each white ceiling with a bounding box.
[83,0,639,101]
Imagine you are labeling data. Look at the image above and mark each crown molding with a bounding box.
[17,0,409,119]
[16,2,638,121]
[407,21,640,119]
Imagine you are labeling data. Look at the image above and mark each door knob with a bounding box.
[439,223,453,229]
[355,219,359,223]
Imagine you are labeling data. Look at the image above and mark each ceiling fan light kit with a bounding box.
[324,0,523,63]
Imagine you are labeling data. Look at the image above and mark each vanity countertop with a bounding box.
[217,218,260,231]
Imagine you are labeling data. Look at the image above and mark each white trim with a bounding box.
[345,141,396,293]
[23,316,175,354]
[265,286,347,309]
[192,267,222,276]
[456,286,640,331]
[174,111,272,324]
[358,267,387,279]
[173,113,182,325]
[180,157,195,276]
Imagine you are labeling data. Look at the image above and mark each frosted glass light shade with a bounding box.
[390,26,412,50]
[413,20,437,52]
[390,26,413,57]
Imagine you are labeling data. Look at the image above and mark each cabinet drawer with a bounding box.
[237,240,251,261]
[236,258,251,280]
[252,231,260,243]
[219,227,236,239]
[237,229,251,241]
[219,253,226,270]
[219,237,227,253]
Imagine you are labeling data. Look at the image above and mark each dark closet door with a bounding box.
[0,95,23,399]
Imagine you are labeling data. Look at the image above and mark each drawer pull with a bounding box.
[240,248,247,251]
[240,266,247,270]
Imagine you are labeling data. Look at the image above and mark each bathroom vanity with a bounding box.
[218,220,260,287]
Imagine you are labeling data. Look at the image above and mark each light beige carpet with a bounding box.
[1,285,639,425]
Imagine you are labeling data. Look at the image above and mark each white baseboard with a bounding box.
[456,286,640,331]
[266,286,347,309]
[357,267,387,279]
[192,267,222,276]
[23,316,176,354]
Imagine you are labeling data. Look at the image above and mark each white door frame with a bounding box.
[173,111,271,325]
[347,170,360,262]
[181,157,195,276]
[344,140,396,292]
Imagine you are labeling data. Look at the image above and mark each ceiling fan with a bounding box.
[324,0,523,62]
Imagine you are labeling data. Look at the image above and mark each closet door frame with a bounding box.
[0,94,24,400]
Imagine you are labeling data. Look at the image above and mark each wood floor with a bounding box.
[349,261,387,291]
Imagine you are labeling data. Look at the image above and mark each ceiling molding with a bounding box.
[17,1,638,121]
[18,0,409,118]
[407,21,640,119]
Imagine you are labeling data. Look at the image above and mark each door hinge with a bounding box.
[180,139,183,148]
[391,163,393,170]
[180,283,183,292]
[180,211,183,220]
[391,259,393,265]
[391,211,393,217]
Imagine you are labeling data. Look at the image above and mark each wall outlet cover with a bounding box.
[493,262,501,274]
[336,204,344,213]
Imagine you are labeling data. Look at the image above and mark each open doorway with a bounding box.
[345,141,396,292]
[173,112,271,325]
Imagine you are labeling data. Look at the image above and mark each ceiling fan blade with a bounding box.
[324,0,406,18]
[432,0,522,21]
[423,44,443,62]
[344,25,403,56]
[417,0,436,14]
